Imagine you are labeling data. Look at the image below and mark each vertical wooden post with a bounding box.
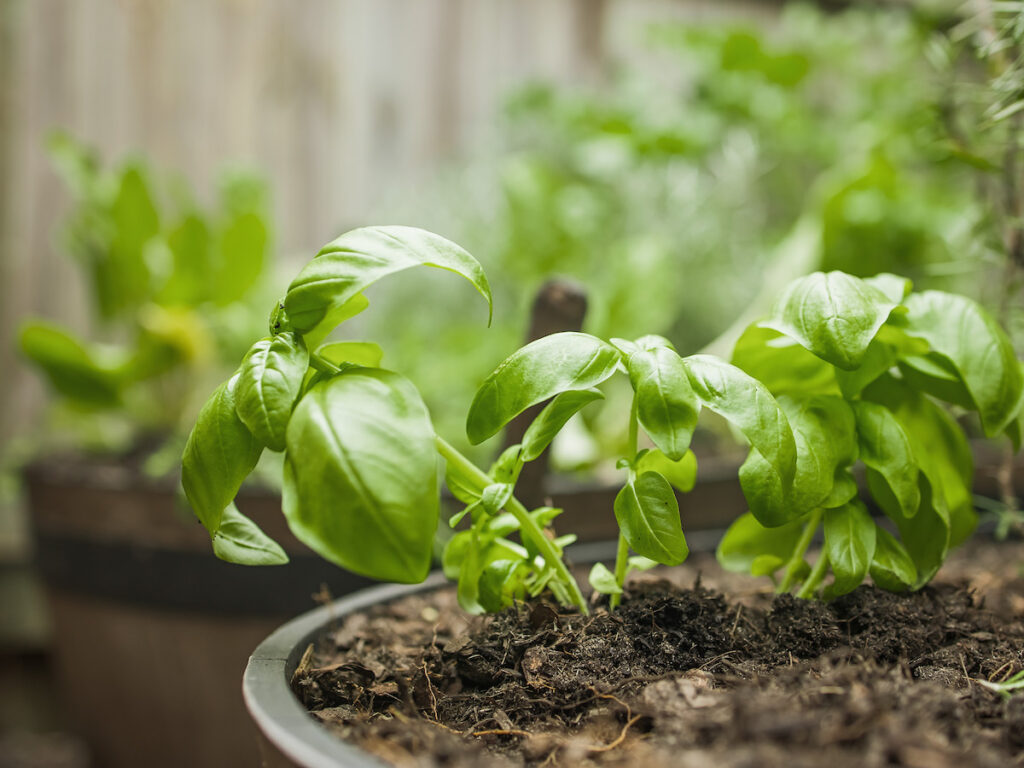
[503,278,588,509]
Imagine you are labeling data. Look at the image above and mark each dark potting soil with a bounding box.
[293,540,1024,768]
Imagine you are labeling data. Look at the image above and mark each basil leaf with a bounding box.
[853,400,919,518]
[889,474,949,585]
[902,290,1024,436]
[716,511,805,574]
[212,503,288,566]
[760,271,899,370]
[480,483,514,516]
[821,468,858,509]
[521,388,604,462]
[18,321,124,407]
[467,332,620,444]
[182,373,263,534]
[834,339,898,399]
[739,395,855,526]
[897,354,976,410]
[613,471,688,566]
[869,525,916,592]
[316,341,384,369]
[588,562,623,595]
[863,273,913,303]
[731,325,838,397]
[236,333,309,452]
[626,346,700,461]
[683,354,797,486]
[283,368,438,584]
[301,294,370,351]
[823,500,876,597]
[478,560,527,612]
[284,226,492,334]
[636,449,697,493]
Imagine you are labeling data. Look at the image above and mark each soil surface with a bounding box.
[294,538,1024,768]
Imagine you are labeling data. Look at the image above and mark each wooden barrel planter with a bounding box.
[24,457,377,768]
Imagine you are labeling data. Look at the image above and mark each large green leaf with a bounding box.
[823,499,876,597]
[716,511,805,574]
[739,395,857,526]
[521,388,604,461]
[613,471,688,566]
[869,525,916,592]
[731,325,838,397]
[212,503,288,565]
[683,354,797,485]
[18,321,124,407]
[760,271,900,370]
[626,346,700,461]
[284,226,492,334]
[467,332,620,444]
[282,368,438,584]
[181,374,264,533]
[852,400,919,518]
[235,333,309,452]
[901,290,1024,436]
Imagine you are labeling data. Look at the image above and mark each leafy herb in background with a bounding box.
[718,271,1023,598]
[367,5,987,464]
[18,133,273,468]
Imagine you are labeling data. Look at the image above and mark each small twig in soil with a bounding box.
[421,660,439,721]
[585,714,643,754]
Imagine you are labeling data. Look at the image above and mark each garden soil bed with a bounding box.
[293,538,1024,768]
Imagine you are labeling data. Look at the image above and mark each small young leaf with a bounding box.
[480,483,514,516]
[489,445,524,484]
[182,374,263,534]
[901,290,1024,436]
[716,512,805,574]
[235,333,309,452]
[212,503,288,566]
[588,562,623,595]
[316,341,384,369]
[467,333,621,444]
[821,468,858,509]
[823,500,877,597]
[479,560,527,612]
[627,555,659,572]
[284,226,492,334]
[521,388,604,461]
[626,345,700,461]
[869,525,917,592]
[853,400,919,517]
[636,450,697,493]
[613,471,688,566]
[282,368,438,584]
[760,271,899,370]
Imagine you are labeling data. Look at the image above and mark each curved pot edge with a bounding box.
[243,572,449,768]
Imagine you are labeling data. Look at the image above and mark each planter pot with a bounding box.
[24,456,378,768]
[244,576,450,768]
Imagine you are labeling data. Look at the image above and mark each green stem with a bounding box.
[610,397,640,610]
[796,550,829,600]
[308,353,338,374]
[434,435,589,615]
[778,508,822,594]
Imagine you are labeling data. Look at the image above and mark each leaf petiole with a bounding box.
[778,508,822,594]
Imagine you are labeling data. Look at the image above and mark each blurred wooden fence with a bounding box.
[0,0,777,488]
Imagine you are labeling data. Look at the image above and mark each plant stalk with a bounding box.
[434,435,589,615]
[610,396,641,610]
[777,508,822,594]
[796,550,830,599]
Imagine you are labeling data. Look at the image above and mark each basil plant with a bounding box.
[182,225,798,616]
[717,272,1023,598]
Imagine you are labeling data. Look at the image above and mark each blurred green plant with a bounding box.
[370,4,989,466]
[17,133,274,473]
